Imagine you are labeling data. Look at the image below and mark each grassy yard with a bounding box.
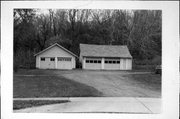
[14,69,161,98]
[13,100,69,110]
[122,73,161,92]
[13,75,103,98]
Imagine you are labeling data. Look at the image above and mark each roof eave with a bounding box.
[81,55,132,58]
[34,43,78,58]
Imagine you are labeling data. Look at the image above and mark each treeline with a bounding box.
[14,9,161,69]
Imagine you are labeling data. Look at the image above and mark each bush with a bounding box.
[132,64,155,71]
[14,64,19,72]
[151,56,161,65]
[76,61,82,69]
[133,56,161,65]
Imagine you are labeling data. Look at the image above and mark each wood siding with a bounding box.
[36,46,75,69]
[83,57,132,70]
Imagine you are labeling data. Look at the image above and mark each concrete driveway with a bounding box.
[14,97,161,113]
[53,70,161,98]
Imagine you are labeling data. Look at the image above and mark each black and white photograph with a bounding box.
[1,1,179,119]
[13,8,162,113]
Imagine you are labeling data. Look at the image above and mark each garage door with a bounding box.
[85,58,101,69]
[40,57,55,69]
[104,58,120,70]
[57,57,72,69]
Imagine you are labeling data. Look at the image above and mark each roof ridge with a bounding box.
[80,43,128,47]
[34,43,78,57]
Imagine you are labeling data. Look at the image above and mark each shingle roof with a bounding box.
[80,44,132,58]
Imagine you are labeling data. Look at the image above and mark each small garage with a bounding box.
[80,44,132,70]
[34,43,77,69]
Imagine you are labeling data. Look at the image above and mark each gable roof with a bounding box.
[80,44,132,58]
[34,43,78,57]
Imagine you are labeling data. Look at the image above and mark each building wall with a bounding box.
[36,46,75,69]
[36,55,40,68]
[84,57,101,69]
[82,57,132,70]
[126,58,132,70]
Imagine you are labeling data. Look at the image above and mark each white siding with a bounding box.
[84,58,101,70]
[104,58,120,70]
[72,57,76,68]
[36,46,76,69]
[82,57,132,70]
[123,59,126,69]
[120,58,132,70]
[40,57,55,69]
[36,55,40,68]
[38,46,73,57]
[125,59,132,70]
[120,59,124,70]
[82,57,86,69]
[57,57,72,69]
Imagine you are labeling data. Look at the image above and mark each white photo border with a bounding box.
[1,1,179,119]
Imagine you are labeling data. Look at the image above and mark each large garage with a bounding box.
[80,44,132,70]
[34,43,77,69]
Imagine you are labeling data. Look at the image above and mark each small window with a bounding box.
[113,61,116,64]
[90,60,93,63]
[105,61,108,63]
[50,58,55,61]
[66,58,71,61]
[109,61,112,64]
[98,60,101,63]
[65,58,71,61]
[58,57,62,61]
[94,60,97,63]
[58,57,71,61]
[86,60,89,63]
[41,57,45,61]
[117,61,120,64]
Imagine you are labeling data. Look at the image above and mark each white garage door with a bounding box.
[104,58,120,70]
[40,57,55,69]
[85,58,101,69]
[57,57,72,69]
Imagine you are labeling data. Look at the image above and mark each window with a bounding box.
[58,57,62,61]
[58,57,71,61]
[50,58,55,61]
[65,58,70,61]
[41,57,45,61]
[86,59,101,63]
[105,60,120,64]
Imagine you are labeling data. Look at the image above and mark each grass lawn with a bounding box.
[122,73,161,92]
[13,100,69,110]
[13,75,103,98]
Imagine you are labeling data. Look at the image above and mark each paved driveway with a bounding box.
[53,70,161,97]
[14,97,161,113]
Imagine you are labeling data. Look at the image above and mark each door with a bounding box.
[57,57,72,69]
[40,57,55,69]
[85,58,101,69]
[104,58,120,70]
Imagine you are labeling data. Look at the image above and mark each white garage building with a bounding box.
[80,44,132,70]
[34,43,77,69]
